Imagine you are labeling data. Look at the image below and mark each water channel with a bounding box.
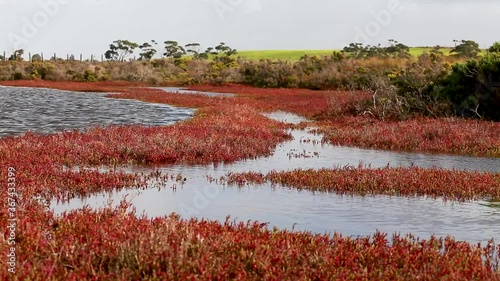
[1,86,499,243]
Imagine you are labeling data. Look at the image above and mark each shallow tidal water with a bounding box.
[2,86,499,243]
[53,182,500,244]
[53,112,500,244]
[155,87,235,97]
[0,86,194,137]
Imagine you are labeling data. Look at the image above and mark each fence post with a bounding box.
[41,53,44,62]
[29,52,31,62]
[80,54,82,62]
[2,51,5,61]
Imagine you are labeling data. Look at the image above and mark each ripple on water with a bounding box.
[3,87,496,243]
[0,86,194,137]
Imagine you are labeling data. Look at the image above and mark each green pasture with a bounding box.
[236,47,466,61]
[237,50,336,61]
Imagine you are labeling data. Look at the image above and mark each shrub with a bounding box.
[12,71,24,80]
[25,61,55,79]
[0,62,27,80]
[240,59,297,88]
[489,42,500,53]
[356,53,452,120]
[439,53,500,120]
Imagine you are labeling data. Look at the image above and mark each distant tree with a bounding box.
[32,54,43,62]
[450,40,481,58]
[214,42,237,56]
[8,49,24,61]
[185,43,202,58]
[69,54,76,61]
[342,41,410,59]
[385,39,411,59]
[197,47,214,60]
[342,43,366,59]
[163,40,186,59]
[343,43,383,58]
[138,40,158,60]
[212,42,238,67]
[488,42,500,53]
[105,40,139,61]
[366,44,383,58]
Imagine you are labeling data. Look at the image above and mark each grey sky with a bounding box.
[1,0,499,57]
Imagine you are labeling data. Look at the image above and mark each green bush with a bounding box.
[240,60,297,88]
[488,42,500,53]
[439,53,500,120]
[12,72,24,80]
[25,61,55,79]
[83,69,98,82]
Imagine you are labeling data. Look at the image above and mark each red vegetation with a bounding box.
[2,206,499,280]
[1,80,499,279]
[4,81,497,157]
[187,84,500,157]
[188,84,370,118]
[0,80,292,203]
[0,105,288,202]
[225,167,500,201]
[317,116,500,157]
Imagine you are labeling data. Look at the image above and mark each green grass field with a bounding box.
[236,50,336,61]
[236,47,457,61]
[408,47,453,57]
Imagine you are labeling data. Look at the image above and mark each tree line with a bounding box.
[0,40,238,62]
[103,40,237,61]
[3,39,500,62]
[341,39,499,59]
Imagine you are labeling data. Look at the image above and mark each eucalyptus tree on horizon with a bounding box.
[105,40,139,61]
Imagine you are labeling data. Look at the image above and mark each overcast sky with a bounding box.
[1,0,499,57]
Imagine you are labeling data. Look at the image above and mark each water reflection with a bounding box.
[52,112,500,243]
[52,181,500,244]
